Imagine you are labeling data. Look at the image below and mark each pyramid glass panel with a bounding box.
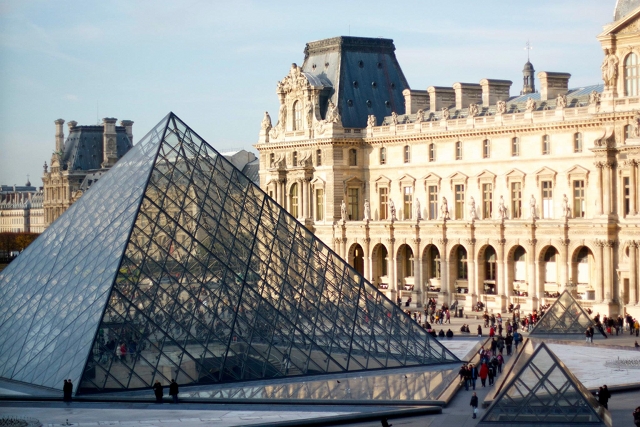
[529,290,596,335]
[479,342,611,426]
[0,113,458,395]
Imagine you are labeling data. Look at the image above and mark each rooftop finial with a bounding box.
[525,40,533,62]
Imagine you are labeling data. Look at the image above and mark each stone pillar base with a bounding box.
[464,294,478,313]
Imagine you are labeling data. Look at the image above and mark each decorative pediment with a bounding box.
[374,175,392,193]
[311,176,326,189]
[343,176,365,193]
[476,170,496,189]
[397,174,416,191]
[565,164,590,186]
[276,64,311,94]
[600,6,640,37]
[422,173,441,191]
[504,168,526,187]
[534,167,558,187]
[448,172,468,191]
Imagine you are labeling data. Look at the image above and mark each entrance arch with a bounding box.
[540,246,559,298]
[396,244,414,291]
[572,246,595,300]
[477,245,497,295]
[422,245,441,292]
[510,245,527,296]
[348,243,364,275]
[371,243,389,290]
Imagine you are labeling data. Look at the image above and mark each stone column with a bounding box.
[559,239,570,293]
[364,238,371,283]
[496,239,506,310]
[299,179,306,219]
[595,240,605,302]
[466,239,477,309]
[596,162,604,215]
[388,238,396,295]
[342,238,347,262]
[603,163,611,215]
[604,240,615,303]
[413,238,422,306]
[439,238,449,304]
[527,240,537,302]
[629,241,638,305]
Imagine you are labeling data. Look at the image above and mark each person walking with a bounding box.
[169,379,179,404]
[470,363,478,390]
[153,380,164,403]
[459,365,469,391]
[505,333,513,356]
[479,362,489,387]
[597,386,609,409]
[477,325,483,337]
[470,392,479,419]
[63,379,72,403]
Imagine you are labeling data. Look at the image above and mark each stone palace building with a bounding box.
[256,1,640,318]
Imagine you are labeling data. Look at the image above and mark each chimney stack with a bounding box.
[402,89,429,114]
[54,119,65,152]
[452,83,482,110]
[479,79,512,107]
[427,86,456,113]
[120,120,134,145]
[538,72,571,101]
[102,117,118,168]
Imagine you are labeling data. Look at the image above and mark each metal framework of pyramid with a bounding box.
[529,290,596,335]
[0,113,458,395]
[479,342,611,426]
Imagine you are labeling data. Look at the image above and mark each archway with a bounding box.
[572,246,595,300]
[510,245,527,296]
[422,245,441,292]
[371,243,389,290]
[396,244,414,291]
[449,245,468,296]
[348,243,365,276]
[541,246,559,298]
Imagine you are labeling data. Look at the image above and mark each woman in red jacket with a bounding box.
[479,362,489,387]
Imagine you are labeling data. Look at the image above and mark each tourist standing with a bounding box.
[169,379,179,404]
[153,380,164,403]
[470,363,477,390]
[63,379,72,403]
[470,392,479,419]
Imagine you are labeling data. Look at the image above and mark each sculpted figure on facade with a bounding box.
[589,90,601,106]
[529,194,538,219]
[556,93,567,109]
[441,107,450,121]
[496,100,507,115]
[468,103,479,118]
[43,161,48,174]
[364,199,371,220]
[415,109,425,123]
[389,199,397,221]
[391,112,399,125]
[440,197,450,220]
[340,199,347,221]
[497,196,508,219]
[469,196,478,220]
[634,110,640,137]
[325,100,342,125]
[525,97,537,113]
[306,101,314,127]
[261,111,272,132]
[601,48,619,89]
[367,114,376,128]
[415,198,422,220]
[562,194,571,218]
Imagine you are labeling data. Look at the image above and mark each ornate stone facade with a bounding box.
[256,7,640,318]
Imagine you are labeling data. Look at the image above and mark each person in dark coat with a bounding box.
[469,363,478,390]
[63,379,72,403]
[169,379,179,404]
[477,325,483,337]
[470,392,479,419]
[153,380,164,403]
[633,405,640,427]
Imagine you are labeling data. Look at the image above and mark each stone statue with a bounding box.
[364,199,371,220]
[601,48,619,89]
[497,196,508,219]
[556,93,567,109]
[440,197,450,220]
[325,100,341,124]
[634,111,640,138]
[468,103,479,118]
[589,90,601,106]
[43,161,48,174]
[441,107,450,121]
[278,103,287,129]
[496,100,507,114]
[306,101,314,126]
[415,198,422,220]
[525,97,537,113]
[469,196,478,220]
[562,194,571,218]
[529,194,538,219]
[261,111,272,131]
[391,112,399,125]
[389,199,397,221]
[340,199,347,221]
[367,114,376,128]
[416,109,425,123]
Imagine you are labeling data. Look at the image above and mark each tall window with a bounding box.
[403,186,413,220]
[625,124,633,141]
[428,143,436,162]
[380,147,386,165]
[380,246,388,276]
[511,182,522,219]
[269,153,275,168]
[455,141,463,160]
[428,185,438,219]
[379,187,388,220]
[316,149,322,166]
[542,181,553,219]
[482,183,492,219]
[315,188,324,220]
[512,137,520,156]
[292,151,298,167]
[573,180,585,218]
[290,183,299,218]
[293,101,302,130]
[455,184,465,219]
[348,188,359,220]
[457,246,468,279]
[574,133,583,153]
[404,145,411,163]
[625,53,639,96]
[349,148,357,166]
[542,135,550,155]
[482,139,490,159]
[624,176,631,216]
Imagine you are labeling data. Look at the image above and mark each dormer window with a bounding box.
[293,101,302,130]
[625,53,640,96]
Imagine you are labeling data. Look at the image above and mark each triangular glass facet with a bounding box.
[479,342,611,426]
[530,290,596,335]
[0,112,459,395]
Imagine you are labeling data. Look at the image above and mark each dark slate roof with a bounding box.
[615,0,640,21]
[301,36,409,128]
[79,171,107,192]
[241,159,260,185]
[61,126,132,172]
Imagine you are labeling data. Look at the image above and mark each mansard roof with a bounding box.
[614,0,640,21]
[61,125,132,172]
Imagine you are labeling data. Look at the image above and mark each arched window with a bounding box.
[625,53,639,96]
[290,183,299,217]
[293,101,302,130]
[512,137,520,156]
[457,246,468,279]
[455,141,462,160]
[380,147,386,165]
[404,145,411,163]
[574,132,583,153]
[428,143,436,162]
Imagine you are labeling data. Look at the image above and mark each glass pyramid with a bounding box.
[529,290,595,335]
[0,113,458,395]
[479,342,611,426]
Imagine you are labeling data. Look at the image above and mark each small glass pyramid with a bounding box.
[479,342,611,426]
[529,290,595,335]
[0,113,458,395]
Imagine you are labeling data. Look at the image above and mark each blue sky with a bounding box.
[0,0,614,186]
